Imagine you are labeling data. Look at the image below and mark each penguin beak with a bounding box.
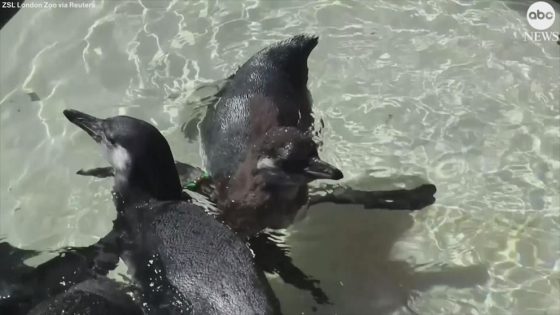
[63,109,105,143]
[304,157,343,180]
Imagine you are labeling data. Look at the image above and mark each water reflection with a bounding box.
[275,191,488,314]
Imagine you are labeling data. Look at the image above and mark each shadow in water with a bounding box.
[0,229,121,314]
[274,193,488,314]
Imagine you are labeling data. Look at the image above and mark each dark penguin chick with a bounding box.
[63,109,281,315]
[200,34,342,236]
[217,126,342,236]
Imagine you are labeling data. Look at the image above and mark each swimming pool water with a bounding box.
[1,1,559,314]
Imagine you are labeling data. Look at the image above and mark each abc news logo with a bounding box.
[528,7,554,20]
[524,1,558,42]
[526,1,555,30]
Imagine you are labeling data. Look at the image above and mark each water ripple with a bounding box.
[0,0,558,314]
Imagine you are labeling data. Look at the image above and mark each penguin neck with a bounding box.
[214,152,266,236]
[216,151,306,236]
[112,160,183,210]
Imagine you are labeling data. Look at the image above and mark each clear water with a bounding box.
[1,0,559,314]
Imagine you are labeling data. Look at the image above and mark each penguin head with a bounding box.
[63,109,182,200]
[255,127,343,185]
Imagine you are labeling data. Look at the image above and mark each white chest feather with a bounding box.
[102,143,131,172]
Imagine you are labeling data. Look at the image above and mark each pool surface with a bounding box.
[1,0,559,314]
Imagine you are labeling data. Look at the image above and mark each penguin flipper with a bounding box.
[76,167,114,178]
[309,183,437,211]
[76,162,205,183]
[75,162,215,200]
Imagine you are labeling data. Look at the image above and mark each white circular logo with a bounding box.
[527,1,556,30]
